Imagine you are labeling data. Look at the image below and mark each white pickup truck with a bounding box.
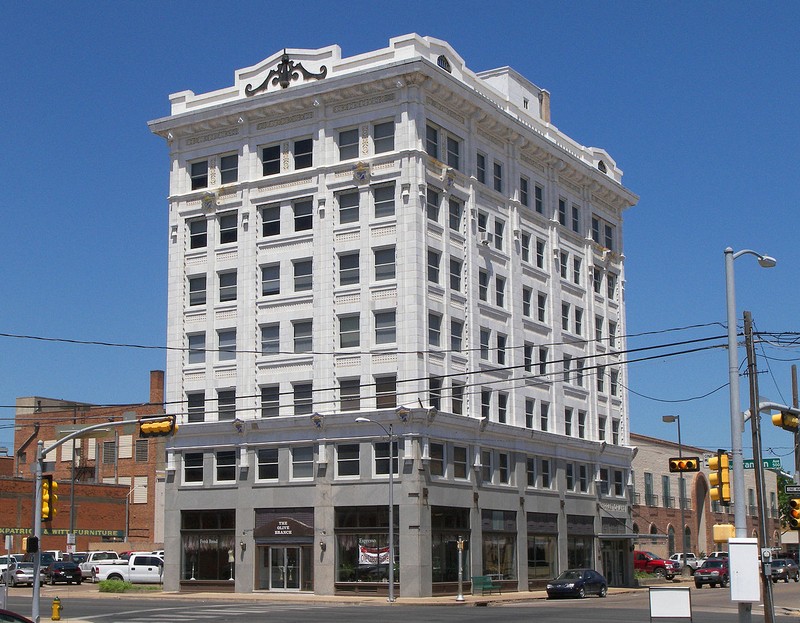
[93,553,163,584]
[79,551,121,581]
[669,552,705,573]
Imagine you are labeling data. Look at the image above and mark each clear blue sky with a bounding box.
[2,1,798,476]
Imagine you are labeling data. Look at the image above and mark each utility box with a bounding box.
[729,538,760,602]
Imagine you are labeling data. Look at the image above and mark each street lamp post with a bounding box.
[724,247,776,623]
[662,416,686,572]
[355,417,396,602]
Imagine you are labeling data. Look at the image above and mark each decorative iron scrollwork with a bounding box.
[245,50,327,96]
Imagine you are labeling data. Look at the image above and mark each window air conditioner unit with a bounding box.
[480,233,491,246]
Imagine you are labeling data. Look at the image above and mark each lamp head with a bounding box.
[758,255,777,268]
[355,417,370,424]
[662,415,679,423]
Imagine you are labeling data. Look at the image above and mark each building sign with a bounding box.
[0,528,124,537]
[253,517,313,542]
[358,540,389,565]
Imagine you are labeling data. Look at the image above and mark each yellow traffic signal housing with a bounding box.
[772,411,799,432]
[708,450,731,505]
[669,457,700,472]
[712,523,735,543]
[41,474,58,522]
[789,499,800,530]
[139,415,178,438]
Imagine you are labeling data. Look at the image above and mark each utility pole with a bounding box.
[792,366,799,483]
[744,311,775,623]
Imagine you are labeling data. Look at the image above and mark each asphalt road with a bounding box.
[2,581,798,623]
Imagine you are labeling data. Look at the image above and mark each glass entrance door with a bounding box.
[269,546,301,590]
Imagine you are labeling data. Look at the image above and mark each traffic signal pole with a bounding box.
[29,416,175,622]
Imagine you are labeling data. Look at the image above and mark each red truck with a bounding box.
[634,551,679,579]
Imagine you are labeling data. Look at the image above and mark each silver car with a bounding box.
[2,562,40,587]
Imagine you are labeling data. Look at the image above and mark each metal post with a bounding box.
[387,423,395,602]
[744,312,775,623]
[676,419,687,571]
[32,440,43,623]
[456,536,465,602]
[792,366,799,483]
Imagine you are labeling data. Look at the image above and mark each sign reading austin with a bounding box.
[742,458,781,470]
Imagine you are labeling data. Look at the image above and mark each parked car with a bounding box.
[707,551,729,560]
[694,558,729,588]
[770,558,799,583]
[0,556,18,575]
[546,569,608,599]
[43,561,82,585]
[1,562,40,587]
[69,552,88,565]
[634,551,678,579]
[78,551,121,582]
[669,552,704,573]
[0,609,34,623]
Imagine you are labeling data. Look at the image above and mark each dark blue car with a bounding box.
[546,568,608,598]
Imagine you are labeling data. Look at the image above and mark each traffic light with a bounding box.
[26,536,39,554]
[41,475,58,522]
[771,411,799,431]
[669,457,701,472]
[789,499,800,530]
[139,415,178,438]
[708,449,731,505]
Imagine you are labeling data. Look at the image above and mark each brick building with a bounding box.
[6,370,167,553]
[630,432,782,558]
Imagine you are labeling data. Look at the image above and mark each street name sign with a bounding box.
[742,458,782,470]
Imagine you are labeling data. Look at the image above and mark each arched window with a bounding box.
[633,523,640,534]
[667,526,675,555]
[649,524,658,535]
[436,55,452,73]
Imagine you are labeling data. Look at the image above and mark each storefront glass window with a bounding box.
[334,506,399,583]
[527,535,556,579]
[567,535,593,569]
[481,509,517,580]
[181,510,235,581]
[431,506,470,582]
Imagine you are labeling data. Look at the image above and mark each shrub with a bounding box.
[98,579,132,593]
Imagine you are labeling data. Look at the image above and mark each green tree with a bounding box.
[777,474,798,526]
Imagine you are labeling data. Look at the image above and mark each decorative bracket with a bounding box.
[246,51,327,96]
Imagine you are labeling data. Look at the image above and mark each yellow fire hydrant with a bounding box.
[52,596,63,621]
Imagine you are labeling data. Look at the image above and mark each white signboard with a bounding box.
[729,537,760,602]
[649,586,692,620]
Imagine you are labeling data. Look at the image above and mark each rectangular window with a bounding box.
[534,184,544,214]
[480,328,490,360]
[565,407,573,436]
[340,378,361,411]
[374,310,396,344]
[219,212,238,244]
[339,314,360,348]
[524,343,533,373]
[449,258,462,291]
[558,198,567,226]
[498,393,508,424]
[375,375,397,408]
[220,154,238,184]
[578,411,587,439]
[374,247,396,281]
[427,249,441,283]
[537,292,547,323]
[576,359,585,387]
[132,439,149,465]
[561,303,570,332]
[559,251,569,279]
[608,321,618,348]
[536,238,545,269]
[373,184,395,218]
[260,385,279,417]
[571,204,580,233]
[217,390,236,421]
[566,463,575,491]
[426,188,440,222]
[610,370,619,396]
[373,121,395,154]
[293,259,313,292]
[257,448,279,480]
[612,419,620,445]
[188,333,205,364]
[428,312,442,347]
[190,160,208,190]
[261,144,280,176]
[218,330,236,362]
[426,124,439,158]
[520,176,529,206]
[184,452,204,483]
[563,355,572,383]
[294,199,313,231]
[292,446,314,479]
[261,264,280,296]
[607,274,617,300]
[102,440,116,464]
[614,470,624,496]
[293,138,313,169]
[599,468,610,496]
[541,459,551,488]
[337,444,360,477]
[595,316,604,343]
[476,152,486,184]
[430,442,445,476]
[453,446,468,479]
[478,270,489,301]
[451,381,465,415]
[375,441,399,476]
[261,323,279,355]
[591,216,615,250]
[339,252,359,286]
[521,232,531,263]
[293,320,312,353]
[293,383,313,415]
[494,220,505,251]
[187,392,205,423]
[481,449,492,483]
[262,205,280,237]
[446,136,460,169]
[339,127,359,160]
[493,162,503,192]
[450,319,463,352]
[189,219,207,249]
[573,257,581,285]
[339,191,360,224]
[579,464,589,492]
[495,276,506,307]
[526,457,536,487]
[481,388,492,419]
[598,415,607,441]
[496,333,507,365]
[574,308,583,336]
[540,402,550,432]
[448,197,463,231]
[593,269,603,294]
[498,453,509,483]
[522,287,532,317]
[525,398,535,428]
[219,271,237,302]
[538,347,548,376]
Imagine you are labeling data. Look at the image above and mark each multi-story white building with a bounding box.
[149,34,638,596]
